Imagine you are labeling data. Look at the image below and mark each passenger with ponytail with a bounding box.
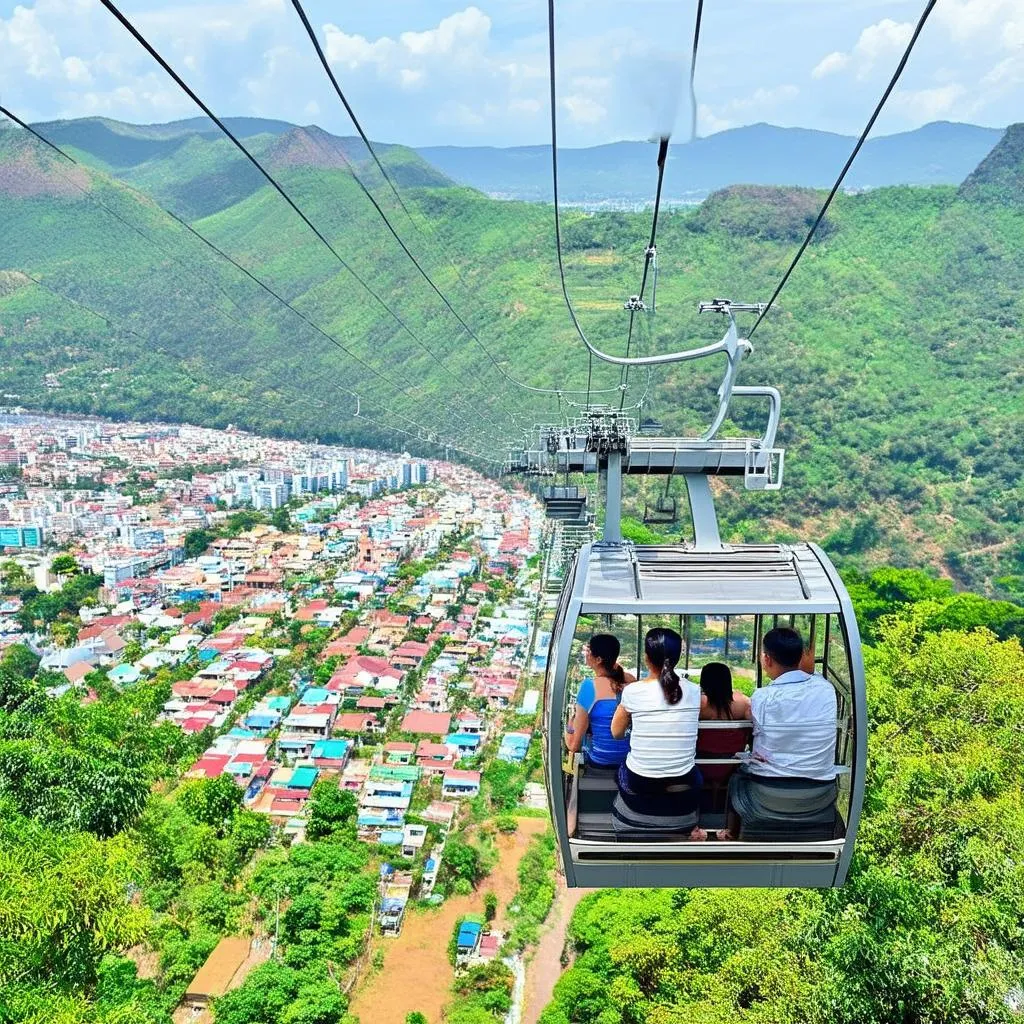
[565,634,635,767]
[610,627,705,839]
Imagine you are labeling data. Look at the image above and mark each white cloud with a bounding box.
[810,18,913,83]
[399,6,490,58]
[891,83,967,121]
[935,0,1021,44]
[1,4,63,79]
[399,68,424,89]
[698,103,732,135]
[322,26,394,71]
[812,51,849,79]
[562,94,606,125]
[697,84,799,134]
[62,55,92,84]
[855,19,913,68]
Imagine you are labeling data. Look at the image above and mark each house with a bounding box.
[401,710,452,737]
[334,712,379,736]
[442,769,481,800]
[341,761,370,791]
[416,740,456,776]
[378,896,406,935]
[402,823,428,858]
[455,921,482,964]
[454,709,486,735]
[445,732,482,756]
[310,738,352,769]
[498,731,531,763]
[299,687,340,707]
[280,709,332,738]
[392,639,430,668]
[420,846,442,896]
[63,660,94,686]
[383,742,415,766]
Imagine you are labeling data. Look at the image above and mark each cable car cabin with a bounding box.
[543,541,866,889]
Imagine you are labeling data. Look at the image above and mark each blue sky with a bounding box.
[0,0,1020,146]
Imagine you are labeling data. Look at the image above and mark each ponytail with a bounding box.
[644,627,684,706]
[659,660,683,705]
[608,662,627,696]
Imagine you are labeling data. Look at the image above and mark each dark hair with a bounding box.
[700,662,734,718]
[762,627,804,669]
[588,634,626,693]
[644,627,683,705]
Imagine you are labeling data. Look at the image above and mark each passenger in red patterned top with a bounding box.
[697,662,751,785]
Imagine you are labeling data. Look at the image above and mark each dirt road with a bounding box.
[349,818,548,1024]
[522,879,591,1024]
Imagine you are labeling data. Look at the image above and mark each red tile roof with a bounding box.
[401,711,451,736]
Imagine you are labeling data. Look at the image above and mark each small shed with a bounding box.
[182,936,251,1006]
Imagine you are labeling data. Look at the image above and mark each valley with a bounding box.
[0,117,1022,593]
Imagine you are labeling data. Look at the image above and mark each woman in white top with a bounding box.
[610,627,706,839]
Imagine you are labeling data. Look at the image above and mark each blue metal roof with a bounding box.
[457,922,482,947]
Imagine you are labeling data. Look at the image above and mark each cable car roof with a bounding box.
[578,542,843,615]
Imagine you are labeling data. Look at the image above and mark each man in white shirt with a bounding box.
[720,627,839,840]
[749,629,838,781]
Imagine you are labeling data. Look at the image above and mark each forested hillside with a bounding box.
[0,119,1022,592]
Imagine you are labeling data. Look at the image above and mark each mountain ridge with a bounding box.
[13,115,1005,205]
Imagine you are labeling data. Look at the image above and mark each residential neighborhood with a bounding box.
[0,411,553,1023]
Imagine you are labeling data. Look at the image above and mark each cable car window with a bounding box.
[687,614,758,693]
[636,612,682,672]
[568,613,640,701]
[824,613,855,828]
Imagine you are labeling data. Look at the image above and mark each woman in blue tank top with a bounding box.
[565,634,635,767]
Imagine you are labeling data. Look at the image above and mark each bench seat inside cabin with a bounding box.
[573,762,846,844]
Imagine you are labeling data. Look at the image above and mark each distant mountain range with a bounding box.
[419,122,1006,204]
[17,115,1005,206]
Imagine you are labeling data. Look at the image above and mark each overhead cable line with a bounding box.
[0,103,264,340]
[547,0,738,371]
[747,0,938,338]
[288,0,616,406]
[97,0,514,438]
[619,0,705,408]
[619,135,669,407]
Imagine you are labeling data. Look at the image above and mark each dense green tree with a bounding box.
[178,774,243,835]
[0,810,148,993]
[304,783,357,842]
[50,554,80,577]
[183,529,214,559]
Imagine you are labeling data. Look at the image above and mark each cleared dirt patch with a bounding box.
[349,817,548,1024]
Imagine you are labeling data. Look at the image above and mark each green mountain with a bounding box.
[0,118,1021,592]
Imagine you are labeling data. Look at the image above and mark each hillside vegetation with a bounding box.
[0,119,1022,591]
